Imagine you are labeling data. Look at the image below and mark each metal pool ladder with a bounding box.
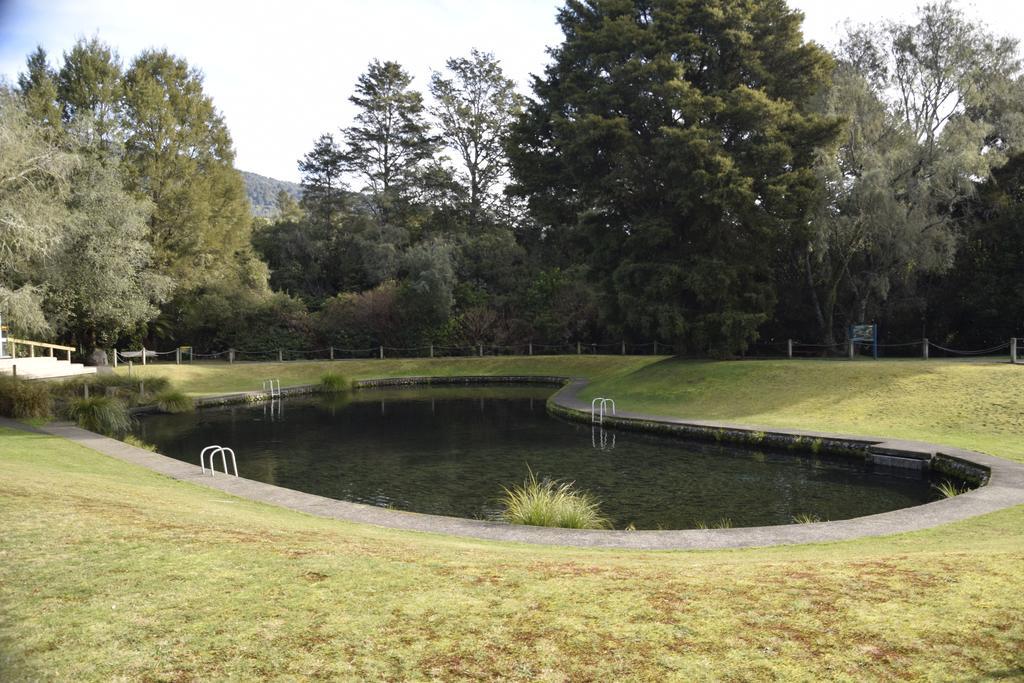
[200,445,238,477]
[262,379,281,398]
[591,397,616,424]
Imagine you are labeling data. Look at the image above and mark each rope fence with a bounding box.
[110,337,1023,366]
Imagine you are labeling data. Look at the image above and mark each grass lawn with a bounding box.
[2,356,1021,679]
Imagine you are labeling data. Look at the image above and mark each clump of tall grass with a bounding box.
[121,434,158,452]
[66,396,131,436]
[0,375,53,419]
[319,372,350,394]
[933,480,969,498]
[791,512,824,524]
[694,518,734,530]
[153,389,194,414]
[500,468,610,530]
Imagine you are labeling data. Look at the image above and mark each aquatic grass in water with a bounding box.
[792,513,824,524]
[319,372,350,394]
[933,480,968,498]
[152,389,194,414]
[500,468,609,529]
[66,396,131,436]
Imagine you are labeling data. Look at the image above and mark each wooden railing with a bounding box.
[5,338,74,361]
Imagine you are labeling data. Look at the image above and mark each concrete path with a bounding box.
[12,376,1024,551]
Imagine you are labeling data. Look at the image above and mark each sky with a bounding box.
[1,0,1022,182]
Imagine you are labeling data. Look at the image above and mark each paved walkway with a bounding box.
[13,377,1024,551]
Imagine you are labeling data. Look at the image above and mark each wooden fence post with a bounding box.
[379,345,384,360]
[653,340,658,355]
[1012,338,1018,364]
[577,342,581,355]
[176,347,181,365]
[113,350,118,368]
[330,346,335,360]
[278,349,283,362]
[141,346,146,365]
[787,339,793,359]
[848,340,855,360]
[228,348,235,364]
[622,340,626,355]
[430,344,434,358]
[922,339,929,360]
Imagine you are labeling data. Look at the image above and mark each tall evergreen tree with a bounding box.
[298,133,346,228]
[430,50,523,225]
[122,49,256,288]
[341,60,436,221]
[16,47,61,129]
[57,36,124,147]
[509,0,840,353]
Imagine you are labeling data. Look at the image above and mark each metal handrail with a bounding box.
[200,445,238,477]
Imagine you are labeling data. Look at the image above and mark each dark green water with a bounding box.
[133,385,942,529]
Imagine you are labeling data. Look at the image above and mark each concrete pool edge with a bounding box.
[30,376,1024,551]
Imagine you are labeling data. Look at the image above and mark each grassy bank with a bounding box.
[2,427,1022,680]
[121,356,1024,462]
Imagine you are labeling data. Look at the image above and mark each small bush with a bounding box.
[66,396,131,436]
[122,434,158,452]
[500,468,609,529]
[0,376,52,419]
[791,513,824,524]
[153,389,194,414]
[933,480,968,498]
[319,372,350,394]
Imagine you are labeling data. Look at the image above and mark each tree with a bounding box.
[45,146,171,348]
[0,89,77,335]
[57,36,124,147]
[430,50,523,224]
[122,49,256,288]
[341,60,436,220]
[803,1,1023,343]
[16,47,62,130]
[509,0,839,353]
[298,133,346,228]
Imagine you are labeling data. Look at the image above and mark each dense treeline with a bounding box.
[2,1,1022,358]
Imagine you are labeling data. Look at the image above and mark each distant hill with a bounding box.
[239,170,302,218]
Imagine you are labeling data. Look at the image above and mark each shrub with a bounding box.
[153,389,194,414]
[933,480,968,498]
[0,375,52,419]
[500,468,609,530]
[319,372,350,394]
[791,513,824,524]
[66,396,131,436]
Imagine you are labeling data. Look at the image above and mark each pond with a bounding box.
[132,384,946,530]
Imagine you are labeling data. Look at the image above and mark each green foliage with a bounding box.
[319,373,350,394]
[0,376,53,419]
[500,468,609,530]
[429,49,523,221]
[341,60,436,220]
[509,0,840,354]
[122,49,255,289]
[65,396,131,435]
[152,389,193,414]
[792,513,824,524]
[933,481,968,499]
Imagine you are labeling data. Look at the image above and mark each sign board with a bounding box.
[849,323,878,359]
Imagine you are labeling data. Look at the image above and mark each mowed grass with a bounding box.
[2,428,1023,680]
[124,355,1024,462]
